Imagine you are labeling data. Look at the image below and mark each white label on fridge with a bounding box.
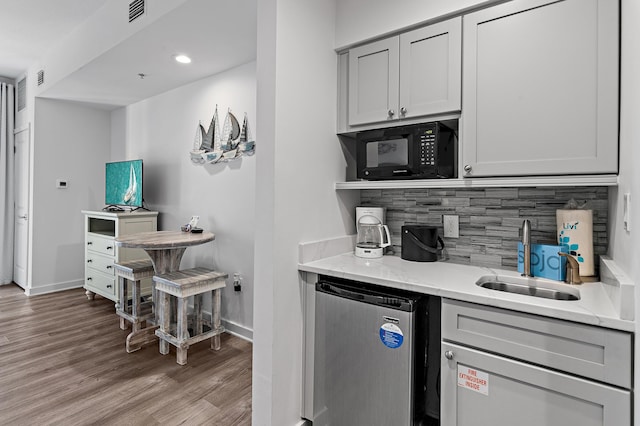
[379,323,404,349]
[457,365,489,395]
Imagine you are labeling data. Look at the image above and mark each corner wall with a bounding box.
[31,98,111,294]
[122,61,257,338]
[253,0,359,423]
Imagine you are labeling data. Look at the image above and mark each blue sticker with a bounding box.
[380,323,404,349]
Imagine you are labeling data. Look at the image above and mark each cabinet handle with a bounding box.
[106,246,113,250]
[463,165,472,174]
[106,265,112,269]
[87,277,93,281]
[445,350,454,360]
[387,109,395,118]
[87,242,93,245]
[87,259,93,263]
[107,284,112,288]
[400,107,407,116]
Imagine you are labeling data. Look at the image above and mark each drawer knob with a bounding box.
[400,107,407,116]
[463,164,472,174]
[444,350,454,360]
[387,109,395,118]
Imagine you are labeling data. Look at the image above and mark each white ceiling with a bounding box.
[0,0,257,109]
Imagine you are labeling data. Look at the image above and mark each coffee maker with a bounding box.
[355,207,391,258]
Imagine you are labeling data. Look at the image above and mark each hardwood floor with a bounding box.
[0,284,252,425]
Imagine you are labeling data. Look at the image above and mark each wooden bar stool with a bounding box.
[114,259,155,353]
[153,267,227,365]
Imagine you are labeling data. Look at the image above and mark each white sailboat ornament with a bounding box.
[201,105,224,163]
[190,106,255,165]
[238,112,255,155]
[220,108,241,161]
[189,120,207,164]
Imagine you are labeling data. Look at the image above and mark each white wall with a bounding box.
[30,98,111,294]
[253,0,359,423]
[122,62,257,337]
[612,0,640,414]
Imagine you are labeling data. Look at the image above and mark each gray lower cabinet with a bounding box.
[461,0,619,177]
[441,299,632,426]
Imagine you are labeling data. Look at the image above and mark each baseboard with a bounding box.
[23,282,255,340]
[26,279,84,296]
[220,318,253,342]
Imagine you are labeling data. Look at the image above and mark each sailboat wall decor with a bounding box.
[190,105,255,165]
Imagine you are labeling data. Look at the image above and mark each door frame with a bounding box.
[13,123,31,293]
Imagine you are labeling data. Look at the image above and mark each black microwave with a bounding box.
[356,122,457,180]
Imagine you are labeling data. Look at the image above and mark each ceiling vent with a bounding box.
[17,78,26,111]
[37,70,44,86]
[129,0,146,23]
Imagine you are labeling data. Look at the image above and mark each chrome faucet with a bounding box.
[521,219,533,277]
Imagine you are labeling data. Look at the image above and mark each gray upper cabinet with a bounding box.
[399,19,462,121]
[348,37,399,127]
[461,0,619,177]
[344,17,462,130]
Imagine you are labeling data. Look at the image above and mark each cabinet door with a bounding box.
[399,17,461,119]
[348,37,399,126]
[461,0,619,177]
[441,342,631,426]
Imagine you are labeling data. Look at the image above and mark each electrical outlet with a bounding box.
[233,272,242,292]
[443,215,459,238]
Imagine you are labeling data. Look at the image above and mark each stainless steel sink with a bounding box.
[476,275,580,301]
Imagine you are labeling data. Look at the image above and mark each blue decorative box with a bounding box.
[517,243,569,281]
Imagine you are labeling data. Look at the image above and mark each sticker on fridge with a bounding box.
[457,365,489,395]
[379,323,404,349]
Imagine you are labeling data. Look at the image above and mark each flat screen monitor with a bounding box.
[105,159,143,209]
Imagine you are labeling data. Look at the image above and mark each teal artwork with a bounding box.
[105,160,143,208]
[558,229,584,263]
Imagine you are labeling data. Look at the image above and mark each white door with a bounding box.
[13,125,29,289]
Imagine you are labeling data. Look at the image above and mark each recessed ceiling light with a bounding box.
[175,54,192,64]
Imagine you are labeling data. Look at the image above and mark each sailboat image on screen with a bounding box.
[123,164,137,204]
[104,159,143,211]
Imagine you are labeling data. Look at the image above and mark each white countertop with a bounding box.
[299,251,635,332]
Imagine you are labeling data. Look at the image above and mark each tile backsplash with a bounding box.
[361,186,609,272]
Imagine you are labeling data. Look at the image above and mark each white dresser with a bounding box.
[82,210,158,303]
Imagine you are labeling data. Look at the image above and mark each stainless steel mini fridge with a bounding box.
[313,275,440,426]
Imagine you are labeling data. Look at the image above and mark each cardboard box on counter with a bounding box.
[517,243,569,281]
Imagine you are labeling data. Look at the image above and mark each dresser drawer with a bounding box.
[86,233,116,257]
[442,299,632,389]
[85,269,116,298]
[86,253,115,276]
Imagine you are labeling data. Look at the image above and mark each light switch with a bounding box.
[623,193,631,231]
[443,215,459,238]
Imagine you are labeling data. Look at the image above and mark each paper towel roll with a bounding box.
[556,209,594,276]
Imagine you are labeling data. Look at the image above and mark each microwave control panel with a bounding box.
[419,130,437,166]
